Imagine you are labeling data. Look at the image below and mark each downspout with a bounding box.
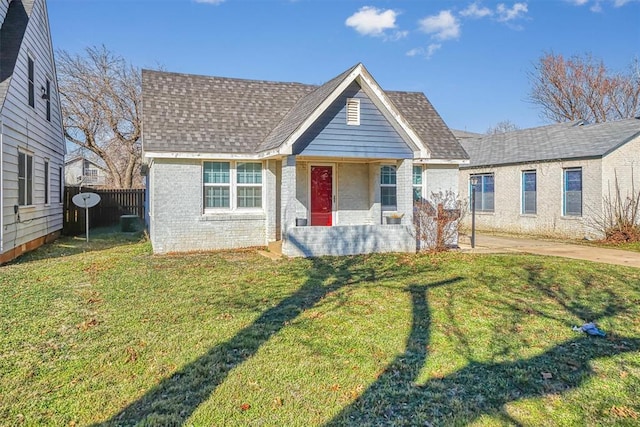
[1,119,4,253]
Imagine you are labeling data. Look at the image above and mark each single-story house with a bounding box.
[64,156,108,187]
[142,63,469,257]
[1,0,65,264]
[458,118,640,239]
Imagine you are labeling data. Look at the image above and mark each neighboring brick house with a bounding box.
[142,64,469,257]
[458,118,640,239]
[1,0,65,264]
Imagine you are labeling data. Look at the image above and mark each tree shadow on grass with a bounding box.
[327,272,640,426]
[98,255,395,426]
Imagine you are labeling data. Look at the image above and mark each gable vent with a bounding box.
[346,98,360,126]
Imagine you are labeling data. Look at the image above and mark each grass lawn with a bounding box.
[1,229,639,426]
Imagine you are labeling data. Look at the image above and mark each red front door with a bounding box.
[310,166,333,226]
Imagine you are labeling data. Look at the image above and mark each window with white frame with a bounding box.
[45,78,51,122]
[236,162,262,208]
[18,150,33,206]
[563,167,582,216]
[522,170,536,214]
[470,173,494,212]
[380,165,397,209]
[44,159,50,204]
[27,55,35,108]
[413,165,423,202]
[59,166,63,203]
[203,161,262,211]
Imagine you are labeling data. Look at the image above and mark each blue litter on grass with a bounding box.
[572,322,606,337]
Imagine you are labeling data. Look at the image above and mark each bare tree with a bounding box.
[486,120,520,134]
[57,46,142,188]
[528,53,640,123]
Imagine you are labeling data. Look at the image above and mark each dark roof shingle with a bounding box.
[460,118,640,168]
[142,65,468,160]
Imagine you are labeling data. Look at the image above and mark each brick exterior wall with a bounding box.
[149,159,267,253]
[459,158,604,239]
[283,224,415,257]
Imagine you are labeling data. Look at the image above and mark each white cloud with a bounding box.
[567,0,589,5]
[419,10,461,40]
[460,2,493,18]
[345,6,399,37]
[426,43,443,58]
[496,2,528,21]
[405,43,442,59]
[194,0,225,4]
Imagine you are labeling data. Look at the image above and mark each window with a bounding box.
[203,161,262,210]
[45,78,51,121]
[204,162,230,208]
[27,56,35,108]
[18,151,33,205]
[522,170,536,214]
[563,167,582,216]
[59,166,63,203]
[236,162,262,208]
[346,98,360,126]
[413,165,423,202]
[44,159,49,204]
[380,165,397,209]
[470,173,494,212]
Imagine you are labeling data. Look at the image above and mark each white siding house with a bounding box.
[458,119,640,239]
[1,0,65,263]
[143,64,469,256]
[64,156,108,187]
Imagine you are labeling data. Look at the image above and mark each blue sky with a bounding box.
[48,0,640,133]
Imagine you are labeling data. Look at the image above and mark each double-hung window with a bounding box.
[203,161,262,211]
[470,173,494,212]
[522,170,536,214]
[563,167,582,216]
[236,162,262,208]
[28,56,35,108]
[18,151,33,206]
[413,165,423,202]
[380,165,397,209]
[44,159,50,205]
[45,78,51,121]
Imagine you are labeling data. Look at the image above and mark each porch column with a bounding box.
[281,155,297,240]
[369,163,382,224]
[397,159,413,226]
[265,159,277,243]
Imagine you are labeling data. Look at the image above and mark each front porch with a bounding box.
[276,155,416,257]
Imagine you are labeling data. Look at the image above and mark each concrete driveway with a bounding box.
[458,233,640,269]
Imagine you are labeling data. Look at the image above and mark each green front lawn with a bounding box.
[1,231,639,426]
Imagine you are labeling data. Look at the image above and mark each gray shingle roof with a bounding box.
[386,91,468,160]
[0,0,35,111]
[460,118,640,168]
[142,65,468,160]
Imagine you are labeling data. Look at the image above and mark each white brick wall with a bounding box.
[602,136,640,203]
[459,158,604,239]
[149,159,267,253]
[283,224,415,257]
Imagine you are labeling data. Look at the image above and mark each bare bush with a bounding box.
[591,171,640,242]
[413,191,466,251]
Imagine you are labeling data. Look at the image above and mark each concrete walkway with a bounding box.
[458,233,640,269]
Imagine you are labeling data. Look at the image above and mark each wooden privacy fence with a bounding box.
[63,187,145,235]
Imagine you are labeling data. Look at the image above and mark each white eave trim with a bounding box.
[415,158,470,165]
[145,151,265,160]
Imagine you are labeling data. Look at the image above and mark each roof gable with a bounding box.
[461,118,640,168]
[292,81,413,159]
